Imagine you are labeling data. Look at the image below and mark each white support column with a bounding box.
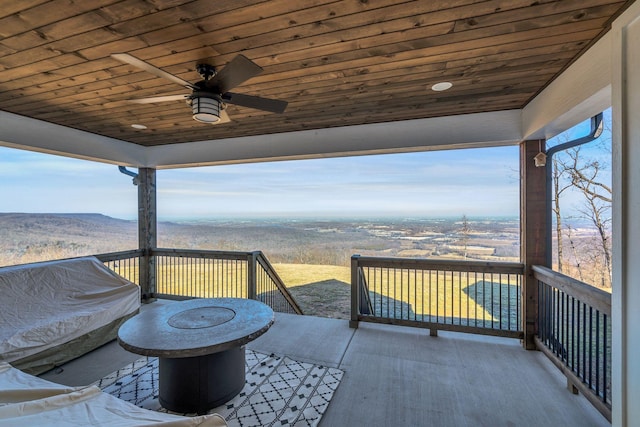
[611,3,640,426]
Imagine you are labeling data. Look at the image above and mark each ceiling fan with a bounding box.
[110,53,287,124]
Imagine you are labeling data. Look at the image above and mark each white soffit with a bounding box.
[0,110,147,166]
[523,32,613,140]
[148,110,523,169]
[0,109,523,169]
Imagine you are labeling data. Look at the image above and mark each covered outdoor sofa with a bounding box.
[0,361,227,426]
[0,256,140,374]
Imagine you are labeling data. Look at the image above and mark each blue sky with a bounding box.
[0,110,611,221]
[0,145,520,220]
[157,147,520,219]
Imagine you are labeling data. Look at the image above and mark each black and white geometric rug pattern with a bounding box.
[95,350,344,427]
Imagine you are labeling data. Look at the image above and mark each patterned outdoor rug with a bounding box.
[95,350,344,427]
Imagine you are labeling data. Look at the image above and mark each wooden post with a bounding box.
[247,251,258,300]
[350,255,360,329]
[520,140,547,349]
[138,168,157,302]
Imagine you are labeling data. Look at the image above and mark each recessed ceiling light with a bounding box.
[131,124,147,130]
[431,82,453,92]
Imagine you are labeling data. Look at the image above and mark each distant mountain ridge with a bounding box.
[1,212,525,268]
[0,213,138,266]
[0,212,133,224]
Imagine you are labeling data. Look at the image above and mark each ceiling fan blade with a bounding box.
[111,53,195,89]
[222,92,287,114]
[206,55,263,93]
[127,94,189,104]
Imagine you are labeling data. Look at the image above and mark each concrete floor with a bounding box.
[40,300,609,427]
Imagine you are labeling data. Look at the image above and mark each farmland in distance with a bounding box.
[1,214,521,318]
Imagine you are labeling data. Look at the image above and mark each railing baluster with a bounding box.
[416,269,420,321]
[554,289,559,356]
[397,268,401,320]
[498,273,502,329]
[595,309,601,398]
[545,284,551,346]
[428,269,432,323]
[482,271,487,328]
[386,268,390,318]
[450,270,454,324]
[571,296,575,371]
[436,270,440,323]
[420,269,425,322]
[576,300,580,376]
[589,306,593,389]
[489,272,493,329]
[465,271,470,327]
[473,271,478,328]
[603,313,608,404]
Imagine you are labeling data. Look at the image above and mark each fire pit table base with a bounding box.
[159,346,246,414]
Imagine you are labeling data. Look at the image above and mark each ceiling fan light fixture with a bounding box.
[191,95,220,123]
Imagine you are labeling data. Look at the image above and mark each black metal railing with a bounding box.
[351,255,524,338]
[97,249,143,284]
[254,252,302,314]
[153,249,249,299]
[96,249,302,314]
[533,265,611,421]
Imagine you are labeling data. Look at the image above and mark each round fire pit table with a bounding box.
[117,298,274,414]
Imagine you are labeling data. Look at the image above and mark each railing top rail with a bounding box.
[1,251,145,269]
[532,265,611,315]
[94,249,145,262]
[152,248,251,261]
[352,255,524,274]
[255,252,304,315]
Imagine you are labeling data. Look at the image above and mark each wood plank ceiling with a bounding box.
[0,0,634,147]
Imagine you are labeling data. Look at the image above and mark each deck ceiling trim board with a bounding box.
[0,0,634,158]
[0,110,147,166]
[145,109,523,169]
[0,109,522,169]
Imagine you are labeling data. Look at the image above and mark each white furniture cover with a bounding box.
[0,256,140,364]
[0,362,227,426]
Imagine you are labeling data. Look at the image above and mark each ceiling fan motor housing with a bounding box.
[196,63,216,81]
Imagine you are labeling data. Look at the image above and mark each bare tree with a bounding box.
[552,156,573,272]
[563,224,585,282]
[565,147,612,287]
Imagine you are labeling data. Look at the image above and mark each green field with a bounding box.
[107,260,521,326]
[273,263,352,319]
[195,262,518,327]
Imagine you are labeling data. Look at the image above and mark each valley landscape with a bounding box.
[0,213,521,267]
[0,213,604,318]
